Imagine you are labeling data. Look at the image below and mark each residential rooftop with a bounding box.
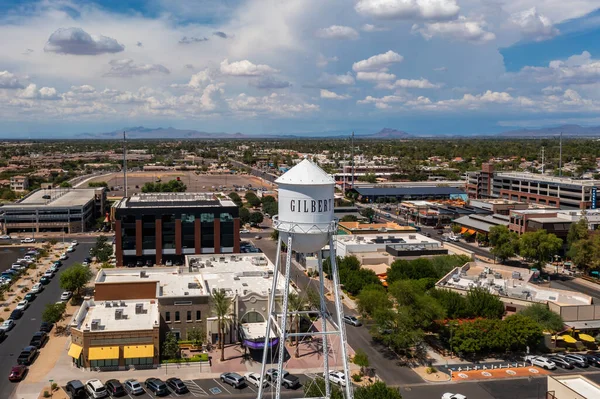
[5,188,99,208]
[71,298,159,332]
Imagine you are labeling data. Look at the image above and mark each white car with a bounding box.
[67,246,75,252]
[240,229,250,234]
[31,283,44,293]
[60,291,72,301]
[43,270,54,278]
[71,240,78,246]
[324,370,346,387]
[59,253,68,260]
[442,394,467,399]
[11,264,26,271]
[16,300,29,311]
[85,379,108,398]
[245,372,267,388]
[49,264,59,273]
[525,355,556,370]
[20,237,35,243]
[0,319,15,331]
[0,234,11,239]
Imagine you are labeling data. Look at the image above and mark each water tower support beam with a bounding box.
[275,235,294,399]
[329,235,353,399]
[318,251,331,397]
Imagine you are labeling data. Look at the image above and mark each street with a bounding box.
[0,243,93,399]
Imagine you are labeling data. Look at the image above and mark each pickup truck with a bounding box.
[265,368,300,389]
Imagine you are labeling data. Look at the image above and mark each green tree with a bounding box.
[42,302,66,324]
[360,207,375,222]
[59,263,93,295]
[262,200,278,216]
[239,207,250,225]
[430,288,469,319]
[488,225,518,263]
[567,217,589,250]
[498,313,543,352]
[59,181,72,188]
[211,289,232,361]
[451,224,462,234]
[355,382,403,399]
[91,235,113,262]
[187,327,205,348]
[244,192,261,207]
[465,287,505,319]
[451,318,500,356]
[353,349,369,376]
[249,212,264,225]
[519,229,563,266]
[519,303,564,333]
[287,292,306,358]
[303,378,343,399]
[357,285,392,317]
[161,332,180,360]
[340,214,358,222]
[228,192,243,207]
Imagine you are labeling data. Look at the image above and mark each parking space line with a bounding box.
[246,384,257,393]
[184,380,208,397]
[212,379,232,394]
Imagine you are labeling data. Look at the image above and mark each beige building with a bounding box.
[68,298,160,370]
[547,375,600,399]
[10,175,28,192]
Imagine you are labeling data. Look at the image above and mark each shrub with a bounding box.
[352,374,362,382]
[426,367,437,374]
[43,391,50,398]
[161,353,209,363]
[51,382,58,391]
[28,264,37,269]
[0,317,4,322]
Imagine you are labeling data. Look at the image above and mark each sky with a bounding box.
[2,0,600,137]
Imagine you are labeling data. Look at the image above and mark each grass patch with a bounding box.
[161,353,209,364]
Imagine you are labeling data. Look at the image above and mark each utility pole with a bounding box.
[123,131,128,198]
[559,132,563,177]
[541,146,545,174]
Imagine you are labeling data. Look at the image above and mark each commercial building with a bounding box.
[10,175,29,192]
[467,163,600,209]
[94,254,288,353]
[68,298,160,370]
[509,209,600,238]
[547,375,600,399]
[112,193,240,267]
[338,220,415,235]
[0,187,106,234]
[452,214,511,236]
[348,186,467,203]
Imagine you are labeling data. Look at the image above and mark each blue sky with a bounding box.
[1,0,600,137]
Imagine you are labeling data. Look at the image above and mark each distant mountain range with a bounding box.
[499,124,600,138]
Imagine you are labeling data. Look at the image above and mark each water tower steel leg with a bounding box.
[257,236,282,399]
[275,235,294,399]
[317,251,331,397]
[329,235,353,399]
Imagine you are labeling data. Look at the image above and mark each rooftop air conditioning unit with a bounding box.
[112,301,119,307]
[120,301,126,307]
[135,303,144,314]
[105,302,111,308]
[140,271,147,278]
[115,309,123,319]
[91,319,100,330]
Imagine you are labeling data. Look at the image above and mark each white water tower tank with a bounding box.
[274,159,336,253]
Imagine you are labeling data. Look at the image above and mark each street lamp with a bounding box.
[49,379,54,399]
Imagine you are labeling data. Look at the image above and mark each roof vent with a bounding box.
[140,271,147,278]
[135,303,144,314]
[105,302,111,308]
[91,319,100,330]
[112,301,119,307]
[115,309,123,319]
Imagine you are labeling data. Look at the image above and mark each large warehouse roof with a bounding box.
[353,186,466,196]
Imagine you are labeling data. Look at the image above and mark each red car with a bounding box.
[9,365,27,382]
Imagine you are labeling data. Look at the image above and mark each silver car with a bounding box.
[343,315,362,327]
[124,379,145,395]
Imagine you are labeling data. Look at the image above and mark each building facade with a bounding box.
[10,175,29,192]
[112,193,240,267]
[0,188,106,234]
[467,164,600,209]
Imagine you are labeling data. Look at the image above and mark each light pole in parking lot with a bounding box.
[49,379,53,399]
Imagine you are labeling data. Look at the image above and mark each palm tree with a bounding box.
[287,292,306,358]
[211,289,232,362]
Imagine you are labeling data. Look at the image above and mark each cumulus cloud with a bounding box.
[314,72,356,88]
[220,59,278,76]
[355,0,460,21]
[320,89,351,100]
[44,27,124,55]
[316,54,339,68]
[352,50,404,72]
[178,36,208,44]
[315,25,359,40]
[249,76,292,89]
[510,8,558,41]
[361,24,389,32]
[0,71,24,89]
[18,84,60,100]
[357,94,405,109]
[412,16,496,43]
[433,66,447,72]
[227,93,318,116]
[103,59,170,78]
[356,71,397,82]
[377,78,441,89]
[518,51,600,85]
[213,31,231,39]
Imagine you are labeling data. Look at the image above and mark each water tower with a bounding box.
[257,159,353,399]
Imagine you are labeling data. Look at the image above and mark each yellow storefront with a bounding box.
[123,345,155,366]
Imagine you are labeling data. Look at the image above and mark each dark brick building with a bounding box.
[112,193,240,267]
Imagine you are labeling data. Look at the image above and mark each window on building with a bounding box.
[187,311,192,321]
[175,311,180,322]
[196,310,201,320]
[124,357,153,366]
[90,359,118,368]
[165,312,170,322]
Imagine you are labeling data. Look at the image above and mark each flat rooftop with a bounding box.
[5,188,98,208]
[339,221,416,233]
[551,375,600,398]
[496,172,600,186]
[337,233,440,246]
[97,267,204,297]
[437,262,592,306]
[72,298,159,332]
[115,192,236,209]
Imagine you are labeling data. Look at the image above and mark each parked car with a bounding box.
[324,370,347,387]
[71,240,78,246]
[0,234,11,240]
[29,332,48,348]
[442,394,467,399]
[105,379,126,397]
[240,229,250,234]
[16,300,29,311]
[31,283,44,293]
[66,380,86,398]
[17,346,38,365]
[585,353,600,367]
[124,379,145,395]
[1,319,15,332]
[559,353,589,368]
[144,378,169,396]
[67,246,75,252]
[85,379,108,398]
[59,253,68,260]
[53,260,62,267]
[342,315,362,327]
[40,276,51,285]
[166,378,188,394]
[9,309,23,320]
[39,322,53,333]
[245,372,267,388]
[8,365,28,382]
[60,291,72,301]
[265,368,300,389]
[220,372,246,389]
[24,292,36,302]
[525,356,556,370]
[43,270,54,279]
[49,264,59,273]
[11,264,26,271]
[20,238,35,243]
